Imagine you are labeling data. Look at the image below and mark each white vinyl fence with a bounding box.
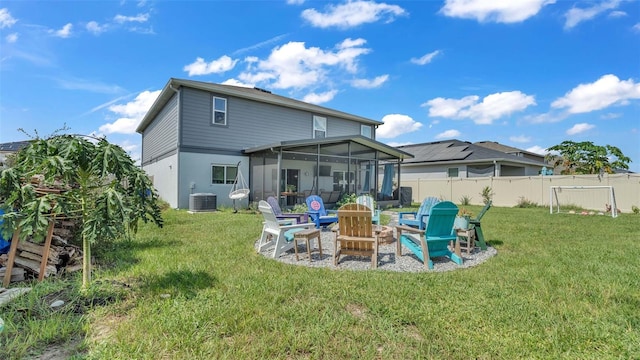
[400,173,640,213]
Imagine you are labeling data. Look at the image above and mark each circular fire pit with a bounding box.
[377,225,394,244]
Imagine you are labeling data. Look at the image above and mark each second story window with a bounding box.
[213,97,227,125]
[313,115,326,138]
[361,125,372,138]
[447,168,459,178]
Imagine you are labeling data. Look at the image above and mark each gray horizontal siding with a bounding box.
[180,87,366,151]
[142,93,178,164]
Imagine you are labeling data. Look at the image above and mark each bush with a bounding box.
[515,196,538,208]
[337,193,358,207]
[459,195,471,206]
[480,186,494,205]
[632,205,639,214]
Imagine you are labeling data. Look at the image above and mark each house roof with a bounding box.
[243,135,414,161]
[0,141,31,152]
[136,78,383,133]
[397,139,546,166]
[474,141,544,159]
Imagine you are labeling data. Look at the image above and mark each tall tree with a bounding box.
[0,134,163,288]
[545,140,631,175]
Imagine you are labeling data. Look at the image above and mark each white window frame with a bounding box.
[313,115,326,138]
[212,97,227,125]
[211,164,237,184]
[361,124,372,138]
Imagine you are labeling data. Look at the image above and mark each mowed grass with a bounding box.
[1,205,639,359]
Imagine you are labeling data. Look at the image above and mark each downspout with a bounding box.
[169,84,182,206]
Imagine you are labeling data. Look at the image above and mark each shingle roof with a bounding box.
[0,141,31,152]
[474,141,544,159]
[397,139,546,166]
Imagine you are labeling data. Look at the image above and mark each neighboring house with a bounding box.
[0,141,30,169]
[136,78,413,209]
[396,139,547,179]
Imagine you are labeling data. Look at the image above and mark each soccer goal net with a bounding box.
[549,186,618,218]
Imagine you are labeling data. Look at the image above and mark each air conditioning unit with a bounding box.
[189,193,217,212]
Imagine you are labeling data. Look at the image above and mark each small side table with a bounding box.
[293,229,322,262]
[456,228,476,255]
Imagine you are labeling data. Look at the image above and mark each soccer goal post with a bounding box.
[549,185,618,218]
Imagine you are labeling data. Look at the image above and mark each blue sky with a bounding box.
[1,0,639,171]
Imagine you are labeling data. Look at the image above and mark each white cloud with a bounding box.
[564,0,622,29]
[551,74,640,114]
[221,78,254,88]
[239,38,371,89]
[302,90,338,104]
[410,50,441,65]
[351,75,389,89]
[184,56,239,76]
[601,112,622,119]
[435,129,461,139]
[50,23,73,38]
[287,0,305,4]
[6,32,17,43]
[86,21,107,35]
[526,145,547,155]
[232,34,289,55]
[385,141,414,147]
[425,91,536,124]
[608,10,627,18]
[440,0,555,23]
[56,77,124,94]
[100,90,160,134]
[301,0,407,29]
[0,8,17,28]
[566,123,595,135]
[114,13,149,23]
[376,114,422,139]
[509,135,531,143]
[633,23,640,32]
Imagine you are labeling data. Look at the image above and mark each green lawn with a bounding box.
[1,205,639,359]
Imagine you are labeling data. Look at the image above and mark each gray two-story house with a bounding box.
[136,78,412,210]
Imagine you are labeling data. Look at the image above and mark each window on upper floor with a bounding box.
[361,125,372,138]
[212,164,237,184]
[313,115,326,138]
[213,97,227,125]
[447,167,459,178]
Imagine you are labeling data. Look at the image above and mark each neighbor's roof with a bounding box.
[0,141,31,152]
[243,135,414,161]
[397,139,546,166]
[136,78,383,133]
[474,141,544,158]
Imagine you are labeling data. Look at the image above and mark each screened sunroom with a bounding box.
[244,135,413,209]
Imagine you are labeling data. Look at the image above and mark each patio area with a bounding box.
[255,211,498,272]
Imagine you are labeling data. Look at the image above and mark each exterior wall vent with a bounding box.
[189,193,217,212]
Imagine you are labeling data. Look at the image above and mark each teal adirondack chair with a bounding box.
[398,196,440,230]
[469,200,492,250]
[396,201,463,270]
[356,194,380,225]
[305,195,338,229]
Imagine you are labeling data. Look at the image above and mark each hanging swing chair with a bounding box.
[229,161,250,201]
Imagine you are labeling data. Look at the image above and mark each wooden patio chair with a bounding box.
[333,203,380,269]
[396,201,462,270]
[257,200,315,258]
[356,194,380,225]
[469,200,492,250]
[398,196,440,230]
